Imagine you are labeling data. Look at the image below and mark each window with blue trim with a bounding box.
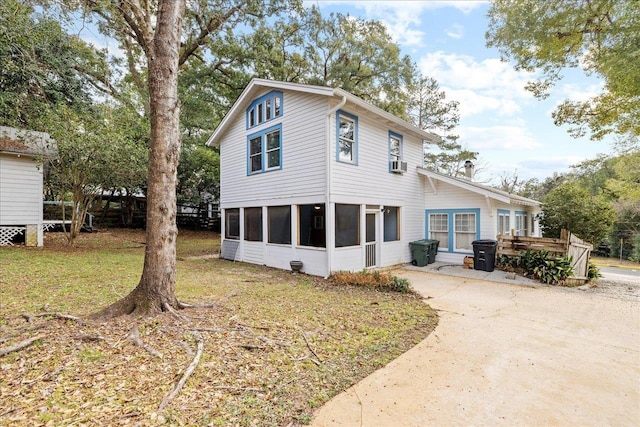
[515,211,527,236]
[247,124,282,174]
[498,209,510,235]
[336,110,358,164]
[389,131,402,163]
[426,209,480,253]
[246,91,283,129]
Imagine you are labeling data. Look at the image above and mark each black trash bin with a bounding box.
[472,240,498,272]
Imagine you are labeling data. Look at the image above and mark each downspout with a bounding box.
[325,94,347,278]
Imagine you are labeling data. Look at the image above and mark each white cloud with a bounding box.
[459,126,542,151]
[313,1,485,46]
[419,51,536,118]
[445,23,464,39]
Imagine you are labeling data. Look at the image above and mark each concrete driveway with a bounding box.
[312,269,640,426]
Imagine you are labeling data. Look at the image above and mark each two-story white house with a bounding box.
[207,79,541,276]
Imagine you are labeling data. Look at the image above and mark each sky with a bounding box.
[310,0,615,184]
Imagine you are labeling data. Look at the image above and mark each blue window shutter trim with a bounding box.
[388,130,403,172]
[336,110,358,165]
[245,91,283,129]
[425,208,481,253]
[246,123,283,176]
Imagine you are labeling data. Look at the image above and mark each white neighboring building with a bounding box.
[207,79,541,276]
[0,126,49,246]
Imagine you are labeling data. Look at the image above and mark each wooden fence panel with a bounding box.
[497,230,592,284]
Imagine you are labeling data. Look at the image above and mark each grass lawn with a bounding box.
[591,256,640,270]
[0,229,437,426]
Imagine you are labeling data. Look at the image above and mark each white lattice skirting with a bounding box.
[0,227,25,246]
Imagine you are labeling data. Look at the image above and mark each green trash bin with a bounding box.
[425,239,440,264]
[410,239,438,267]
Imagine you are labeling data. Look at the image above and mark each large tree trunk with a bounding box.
[91,0,186,320]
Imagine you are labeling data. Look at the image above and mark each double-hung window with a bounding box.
[389,131,402,162]
[498,210,510,235]
[454,213,476,251]
[337,111,358,164]
[429,213,449,251]
[246,91,283,129]
[247,124,282,174]
[427,209,480,253]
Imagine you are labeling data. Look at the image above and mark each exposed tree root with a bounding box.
[127,324,163,359]
[162,302,189,322]
[88,284,187,321]
[158,330,204,412]
[177,300,218,309]
[0,334,45,357]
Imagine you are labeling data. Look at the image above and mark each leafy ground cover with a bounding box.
[0,229,437,425]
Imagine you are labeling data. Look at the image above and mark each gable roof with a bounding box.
[206,78,440,147]
[417,167,541,207]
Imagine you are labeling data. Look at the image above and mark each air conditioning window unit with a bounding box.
[390,160,408,173]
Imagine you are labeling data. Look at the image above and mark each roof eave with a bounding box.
[207,79,441,147]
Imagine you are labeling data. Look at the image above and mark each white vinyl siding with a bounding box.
[330,105,427,267]
[0,154,43,225]
[221,90,327,206]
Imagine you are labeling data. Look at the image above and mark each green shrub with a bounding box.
[330,270,411,293]
[497,250,574,285]
[587,262,602,281]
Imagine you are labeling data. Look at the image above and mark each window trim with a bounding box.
[244,207,263,242]
[388,131,403,172]
[498,209,511,236]
[246,91,283,129]
[335,203,360,248]
[224,208,240,240]
[246,123,283,175]
[383,206,400,242]
[336,110,358,165]
[298,203,326,248]
[426,208,480,253]
[267,205,292,245]
[515,210,528,237]
[453,212,477,252]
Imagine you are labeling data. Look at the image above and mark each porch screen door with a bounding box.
[365,213,376,267]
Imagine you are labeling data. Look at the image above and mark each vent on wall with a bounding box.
[390,160,408,174]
